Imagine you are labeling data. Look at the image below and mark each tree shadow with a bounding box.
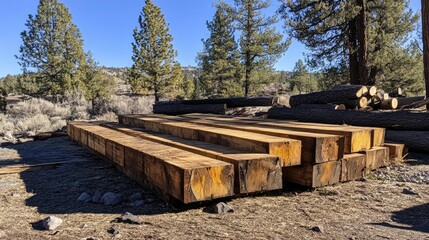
[370,202,429,233]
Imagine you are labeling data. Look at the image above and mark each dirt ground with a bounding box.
[0,137,428,240]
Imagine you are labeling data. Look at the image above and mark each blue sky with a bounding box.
[0,0,422,78]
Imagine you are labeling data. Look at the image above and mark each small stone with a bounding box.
[129,192,143,202]
[81,224,88,228]
[101,192,123,206]
[145,197,154,203]
[311,225,325,233]
[92,189,103,203]
[402,188,419,195]
[113,212,144,225]
[134,200,145,207]
[11,193,20,197]
[204,202,234,214]
[42,216,63,230]
[107,226,119,236]
[77,192,92,203]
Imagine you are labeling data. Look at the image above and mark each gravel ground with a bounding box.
[0,137,428,240]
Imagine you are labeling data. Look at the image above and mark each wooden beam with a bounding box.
[182,113,372,153]
[68,122,234,204]
[100,122,283,194]
[168,116,344,164]
[340,153,366,182]
[384,143,407,165]
[119,114,302,167]
[283,161,341,188]
[363,147,390,173]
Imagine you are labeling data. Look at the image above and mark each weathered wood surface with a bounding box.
[170,116,344,164]
[101,122,282,194]
[363,147,390,172]
[119,114,302,167]
[153,103,226,115]
[335,97,368,109]
[384,143,407,165]
[385,130,429,153]
[182,113,373,153]
[68,122,234,204]
[380,98,398,110]
[340,153,366,182]
[289,86,367,107]
[332,85,369,95]
[396,96,425,108]
[268,107,429,130]
[296,103,346,110]
[283,161,341,188]
[156,96,278,108]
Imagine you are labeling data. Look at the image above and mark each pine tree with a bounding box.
[16,0,87,97]
[128,0,178,102]
[289,59,318,94]
[232,0,290,96]
[198,2,243,98]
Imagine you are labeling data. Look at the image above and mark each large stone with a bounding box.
[204,202,234,214]
[42,216,63,230]
[77,192,92,203]
[113,212,144,225]
[100,192,123,206]
[92,189,103,203]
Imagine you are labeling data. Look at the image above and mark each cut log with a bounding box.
[68,122,234,204]
[153,103,226,115]
[156,96,277,108]
[335,97,368,109]
[380,98,398,110]
[296,103,346,110]
[396,96,425,108]
[331,85,369,95]
[385,130,429,153]
[268,107,429,130]
[100,122,282,194]
[389,87,404,97]
[119,114,302,167]
[384,142,407,165]
[162,116,344,164]
[182,113,373,153]
[283,161,341,188]
[289,87,367,107]
[363,147,390,172]
[340,153,366,182]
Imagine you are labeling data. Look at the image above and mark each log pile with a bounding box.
[67,113,407,204]
[152,96,287,115]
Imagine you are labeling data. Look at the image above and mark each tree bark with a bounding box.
[386,130,429,153]
[423,0,429,109]
[396,96,425,108]
[357,0,369,85]
[289,87,366,107]
[349,19,360,85]
[156,96,277,108]
[268,107,429,130]
[153,104,226,115]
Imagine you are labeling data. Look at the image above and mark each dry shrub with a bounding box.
[94,111,118,122]
[8,98,71,119]
[92,95,154,115]
[15,114,52,134]
[63,91,90,120]
[0,114,14,135]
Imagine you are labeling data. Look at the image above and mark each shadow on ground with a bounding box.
[370,202,429,233]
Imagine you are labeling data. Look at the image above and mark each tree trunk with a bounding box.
[349,19,360,85]
[296,103,346,110]
[386,130,429,153]
[423,0,429,109]
[153,103,226,115]
[396,96,425,108]
[267,107,429,130]
[289,87,366,107]
[357,0,369,85]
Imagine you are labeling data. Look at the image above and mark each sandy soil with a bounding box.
[0,137,428,240]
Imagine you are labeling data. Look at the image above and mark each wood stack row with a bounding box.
[67,113,407,204]
[153,96,287,115]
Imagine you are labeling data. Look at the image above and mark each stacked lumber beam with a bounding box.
[67,113,406,203]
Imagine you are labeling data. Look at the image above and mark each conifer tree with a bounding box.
[232,0,290,96]
[289,59,318,94]
[17,0,87,97]
[128,0,178,102]
[198,2,243,98]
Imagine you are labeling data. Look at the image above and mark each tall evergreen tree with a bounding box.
[128,0,178,102]
[289,59,318,94]
[423,0,429,103]
[198,2,243,98]
[232,0,290,96]
[16,0,87,97]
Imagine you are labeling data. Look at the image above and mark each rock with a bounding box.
[101,192,123,206]
[11,193,20,197]
[73,181,80,188]
[81,224,88,228]
[204,202,234,214]
[129,192,143,202]
[107,226,120,236]
[92,189,103,203]
[402,188,419,195]
[145,197,154,203]
[133,200,145,207]
[77,192,92,203]
[311,225,325,233]
[42,216,63,230]
[113,212,144,225]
